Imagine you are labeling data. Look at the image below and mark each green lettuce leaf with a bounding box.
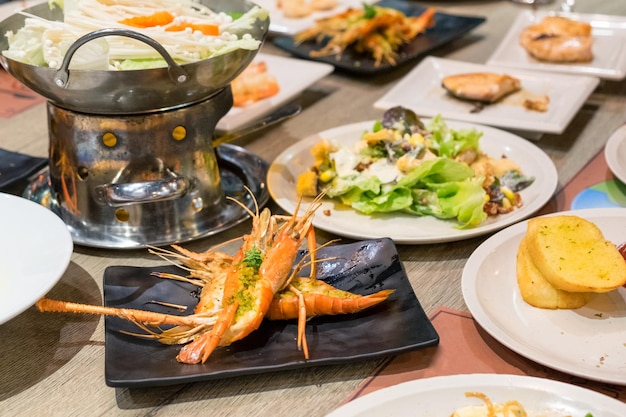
[398,157,475,187]
[326,175,382,202]
[325,157,487,227]
[426,115,482,158]
[418,177,487,228]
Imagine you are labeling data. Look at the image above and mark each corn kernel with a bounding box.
[500,186,515,201]
[502,197,512,209]
[319,170,334,183]
[409,133,424,146]
[484,194,490,202]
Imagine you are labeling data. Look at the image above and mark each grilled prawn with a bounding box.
[36,197,394,364]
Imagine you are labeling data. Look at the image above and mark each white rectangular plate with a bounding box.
[253,0,370,35]
[487,10,626,80]
[374,56,599,134]
[216,53,333,133]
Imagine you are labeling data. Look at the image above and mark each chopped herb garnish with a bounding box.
[238,246,263,270]
[363,3,377,19]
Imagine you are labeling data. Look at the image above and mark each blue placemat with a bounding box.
[571,179,626,210]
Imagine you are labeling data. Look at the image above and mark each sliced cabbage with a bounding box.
[3,20,47,66]
[2,0,267,68]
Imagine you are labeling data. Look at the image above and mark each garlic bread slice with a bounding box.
[525,215,626,293]
[517,236,592,309]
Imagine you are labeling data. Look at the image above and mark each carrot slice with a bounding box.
[165,23,219,36]
[119,11,175,28]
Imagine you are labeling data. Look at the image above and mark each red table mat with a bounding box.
[346,307,626,403]
[345,144,626,403]
[0,69,45,118]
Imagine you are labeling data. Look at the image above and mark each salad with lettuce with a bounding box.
[297,107,534,229]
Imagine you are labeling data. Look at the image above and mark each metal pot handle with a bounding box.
[95,172,191,206]
[53,28,189,88]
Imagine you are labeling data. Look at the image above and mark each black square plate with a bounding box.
[103,238,439,387]
[273,0,486,74]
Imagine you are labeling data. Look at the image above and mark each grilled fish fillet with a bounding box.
[442,72,521,103]
[519,16,593,62]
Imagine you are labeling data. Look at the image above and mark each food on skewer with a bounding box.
[519,16,593,63]
[516,215,626,309]
[36,196,395,364]
[231,61,280,107]
[442,72,521,104]
[294,4,436,67]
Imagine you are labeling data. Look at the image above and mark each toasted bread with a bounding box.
[441,72,521,103]
[517,237,592,309]
[525,215,626,293]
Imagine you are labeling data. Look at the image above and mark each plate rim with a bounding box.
[0,192,73,324]
[267,118,558,244]
[461,207,626,385]
[487,10,626,81]
[605,124,626,184]
[374,56,600,134]
[325,373,626,416]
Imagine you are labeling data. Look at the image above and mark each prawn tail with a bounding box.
[266,284,395,320]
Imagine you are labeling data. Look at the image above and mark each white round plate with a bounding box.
[462,208,626,385]
[325,374,626,417]
[268,119,558,244]
[0,193,73,324]
[605,124,626,184]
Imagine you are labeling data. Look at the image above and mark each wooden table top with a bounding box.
[1,0,625,415]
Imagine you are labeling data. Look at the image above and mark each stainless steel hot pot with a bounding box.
[0,0,270,249]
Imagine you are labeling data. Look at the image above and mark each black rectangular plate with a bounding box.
[103,238,439,387]
[273,0,486,74]
[0,148,47,189]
